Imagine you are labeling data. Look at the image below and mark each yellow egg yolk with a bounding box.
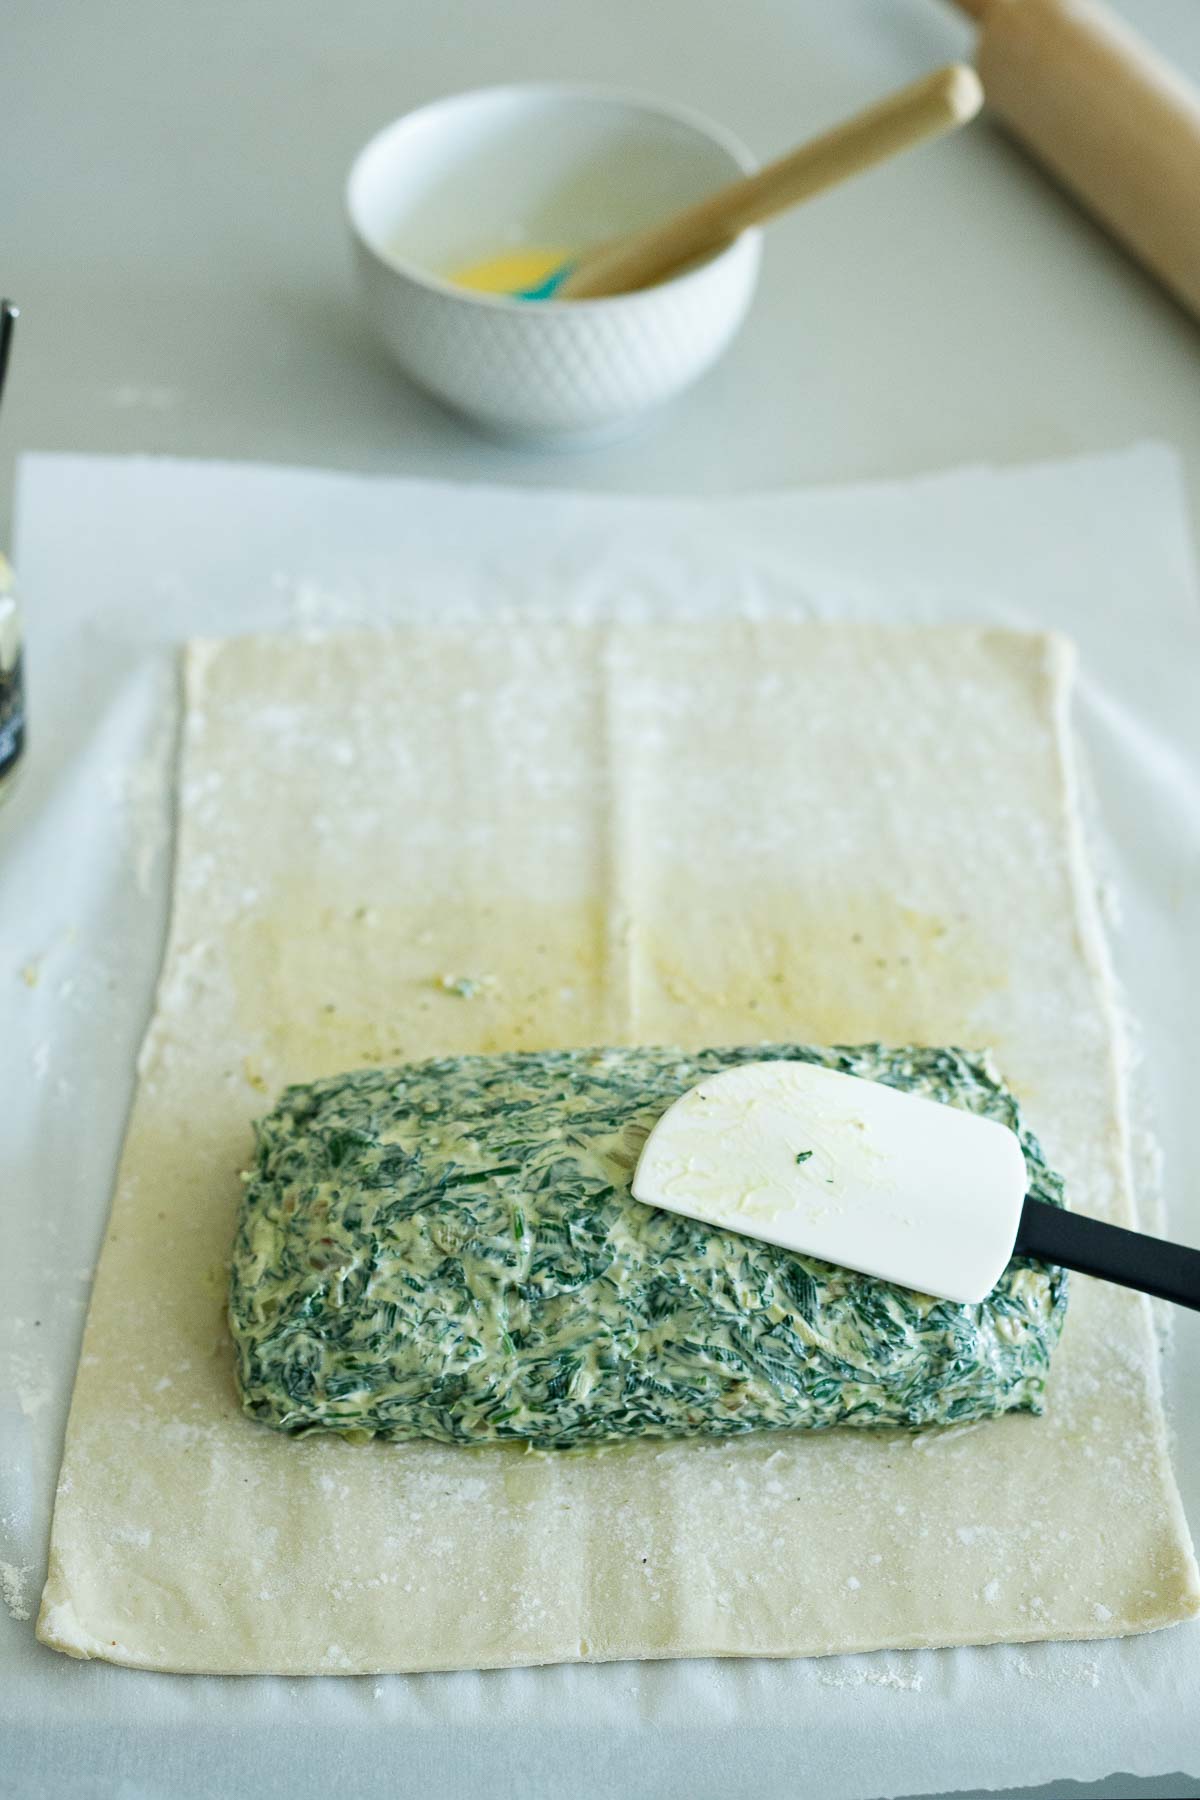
[447,247,573,295]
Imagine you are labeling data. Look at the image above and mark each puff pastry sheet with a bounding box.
[37,622,1200,1673]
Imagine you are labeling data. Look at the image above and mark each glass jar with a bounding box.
[0,553,26,801]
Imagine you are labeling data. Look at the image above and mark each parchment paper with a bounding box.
[3,448,1199,1796]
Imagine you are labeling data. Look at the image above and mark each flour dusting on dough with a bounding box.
[1,1560,32,1621]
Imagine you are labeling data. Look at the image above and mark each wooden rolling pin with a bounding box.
[951,0,1200,319]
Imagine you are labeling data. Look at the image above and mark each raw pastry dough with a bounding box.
[37,622,1200,1673]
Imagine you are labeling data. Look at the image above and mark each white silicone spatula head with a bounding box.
[630,1061,1029,1304]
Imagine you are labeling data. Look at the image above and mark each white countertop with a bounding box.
[2,0,1200,539]
[3,5,1200,1799]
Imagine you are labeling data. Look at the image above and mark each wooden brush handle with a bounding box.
[951,0,1200,321]
[559,65,983,301]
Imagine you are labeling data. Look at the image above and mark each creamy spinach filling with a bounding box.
[229,1043,1068,1448]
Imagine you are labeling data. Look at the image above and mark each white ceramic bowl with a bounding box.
[346,84,761,445]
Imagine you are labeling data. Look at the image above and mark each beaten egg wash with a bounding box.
[447,246,573,294]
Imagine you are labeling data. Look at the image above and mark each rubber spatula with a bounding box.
[630,1060,1200,1308]
[520,64,982,300]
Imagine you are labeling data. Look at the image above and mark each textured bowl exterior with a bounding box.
[354,234,761,442]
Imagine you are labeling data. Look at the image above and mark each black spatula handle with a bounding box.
[1015,1196,1200,1311]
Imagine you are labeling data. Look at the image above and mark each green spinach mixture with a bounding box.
[229,1043,1068,1448]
